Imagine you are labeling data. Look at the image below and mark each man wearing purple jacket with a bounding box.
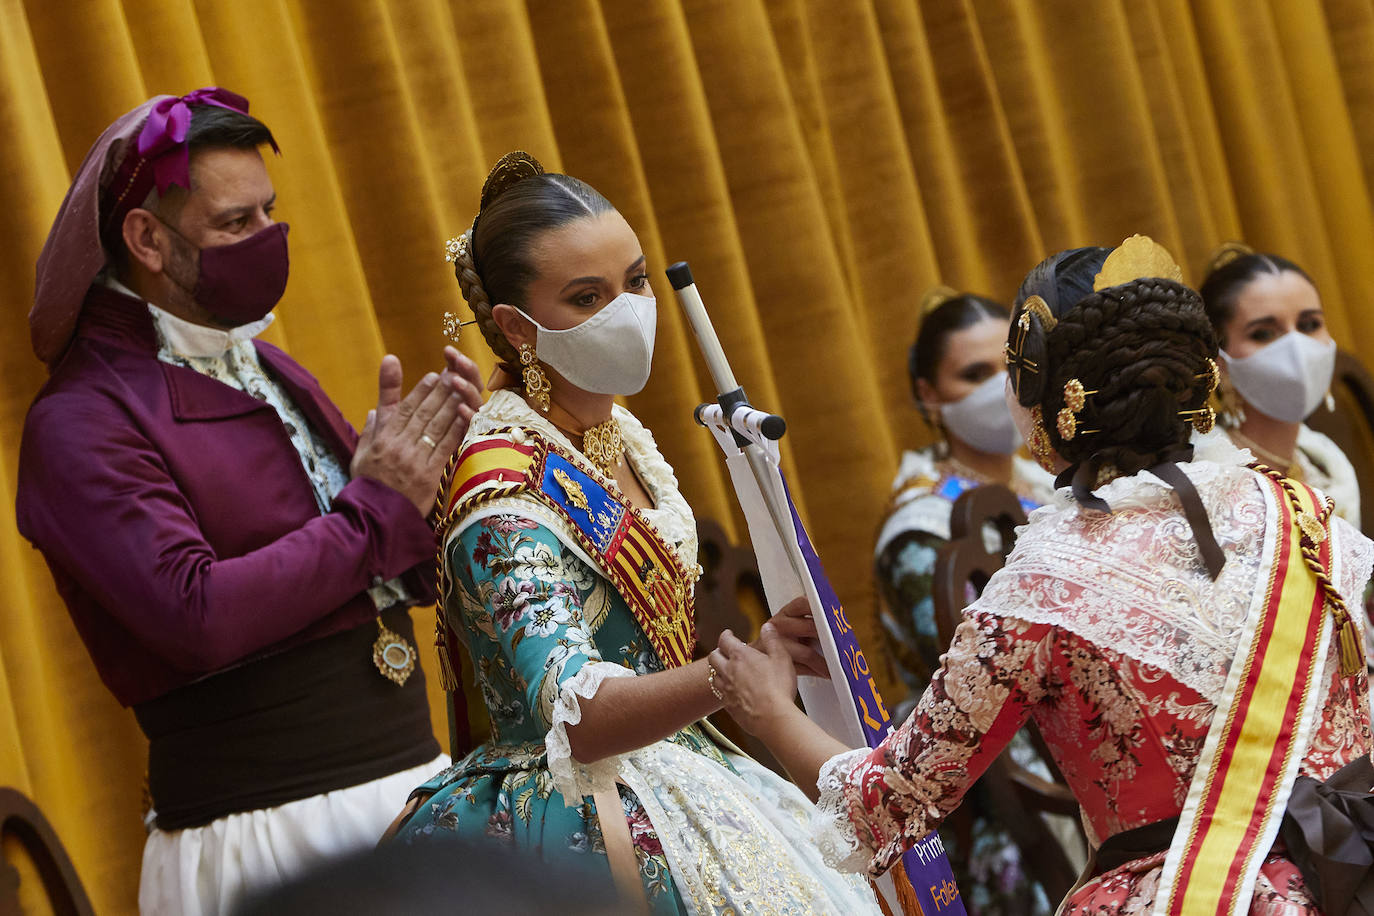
[15,89,483,915]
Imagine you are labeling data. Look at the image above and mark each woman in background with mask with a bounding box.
[873,289,1059,916]
[875,289,1056,710]
[1200,244,1360,528]
[388,152,879,915]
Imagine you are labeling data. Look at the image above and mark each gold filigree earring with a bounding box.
[1028,406,1055,472]
[519,343,551,413]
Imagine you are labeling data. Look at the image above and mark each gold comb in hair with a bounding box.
[919,285,960,318]
[1205,241,1255,275]
[1093,234,1184,292]
[1018,295,1056,331]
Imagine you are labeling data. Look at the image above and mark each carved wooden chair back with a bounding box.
[0,787,95,916]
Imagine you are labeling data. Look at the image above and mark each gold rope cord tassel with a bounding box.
[1338,614,1364,678]
[434,614,460,692]
[892,865,927,916]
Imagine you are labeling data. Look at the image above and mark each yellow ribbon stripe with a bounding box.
[443,443,535,512]
[1170,479,1327,915]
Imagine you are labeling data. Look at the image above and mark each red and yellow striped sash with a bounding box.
[434,430,696,670]
[1159,474,1338,915]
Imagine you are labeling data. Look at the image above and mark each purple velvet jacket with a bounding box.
[16,285,438,707]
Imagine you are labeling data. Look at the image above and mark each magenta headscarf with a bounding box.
[29,88,269,367]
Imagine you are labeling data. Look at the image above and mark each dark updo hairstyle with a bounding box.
[452,152,615,362]
[908,291,1009,418]
[1008,241,1219,488]
[1197,245,1316,348]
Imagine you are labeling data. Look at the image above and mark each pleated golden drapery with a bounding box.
[4,0,1374,911]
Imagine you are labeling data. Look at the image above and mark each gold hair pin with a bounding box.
[442,311,477,344]
[1062,379,1096,413]
[1197,358,1220,394]
[1056,378,1099,441]
[1179,406,1216,435]
[1006,295,1053,393]
[445,234,470,264]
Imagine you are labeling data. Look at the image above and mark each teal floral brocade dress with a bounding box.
[397,390,879,915]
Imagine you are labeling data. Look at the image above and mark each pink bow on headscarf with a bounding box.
[137,87,279,195]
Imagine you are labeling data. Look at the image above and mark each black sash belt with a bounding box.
[1089,756,1374,915]
[135,607,439,830]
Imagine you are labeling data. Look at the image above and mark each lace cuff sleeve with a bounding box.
[546,660,637,807]
[811,746,876,872]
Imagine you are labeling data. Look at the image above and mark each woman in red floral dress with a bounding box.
[710,240,1374,914]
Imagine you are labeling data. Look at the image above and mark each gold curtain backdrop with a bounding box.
[4,0,1374,910]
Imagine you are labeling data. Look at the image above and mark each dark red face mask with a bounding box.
[192,222,290,325]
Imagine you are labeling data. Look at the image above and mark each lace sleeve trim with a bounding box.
[545,660,637,807]
[810,747,875,873]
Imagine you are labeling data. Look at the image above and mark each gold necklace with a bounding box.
[579,416,624,478]
[941,454,1038,501]
[1230,429,1301,480]
[941,455,994,485]
[549,410,624,480]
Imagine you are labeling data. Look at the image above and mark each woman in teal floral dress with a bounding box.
[390,152,879,915]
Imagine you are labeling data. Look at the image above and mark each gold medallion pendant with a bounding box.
[372,621,416,685]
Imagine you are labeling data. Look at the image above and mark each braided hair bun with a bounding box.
[1007,239,1219,482]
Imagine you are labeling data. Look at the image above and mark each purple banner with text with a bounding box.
[785,480,967,916]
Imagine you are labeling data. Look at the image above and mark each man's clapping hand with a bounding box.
[350,346,484,514]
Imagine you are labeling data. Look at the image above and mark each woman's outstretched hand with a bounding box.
[709,625,795,736]
[708,596,827,736]
[766,596,831,680]
[707,597,850,800]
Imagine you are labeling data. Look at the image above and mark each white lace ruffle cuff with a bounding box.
[545,661,637,808]
[810,747,874,873]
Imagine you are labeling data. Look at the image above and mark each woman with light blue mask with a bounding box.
[1200,244,1360,529]
[873,288,1061,916]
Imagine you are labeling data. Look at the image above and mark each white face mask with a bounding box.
[527,291,657,395]
[937,372,1023,455]
[1221,331,1335,424]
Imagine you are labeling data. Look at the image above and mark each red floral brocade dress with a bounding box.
[814,442,1374,914]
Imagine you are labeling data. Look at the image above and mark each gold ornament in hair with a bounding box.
[445,234,469,264]
[1092,234,1184,292]
[1197,357,1220,394]
[1205,241,1255,276]
[1006,294,1053,393]
[479,151,545,211]
[441,235,479,342]
[920,285,960,318]
[1179,406,1216,435]
[1056,378,1099,441]
[442,311,477,344]
[1017,295,1056,332]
